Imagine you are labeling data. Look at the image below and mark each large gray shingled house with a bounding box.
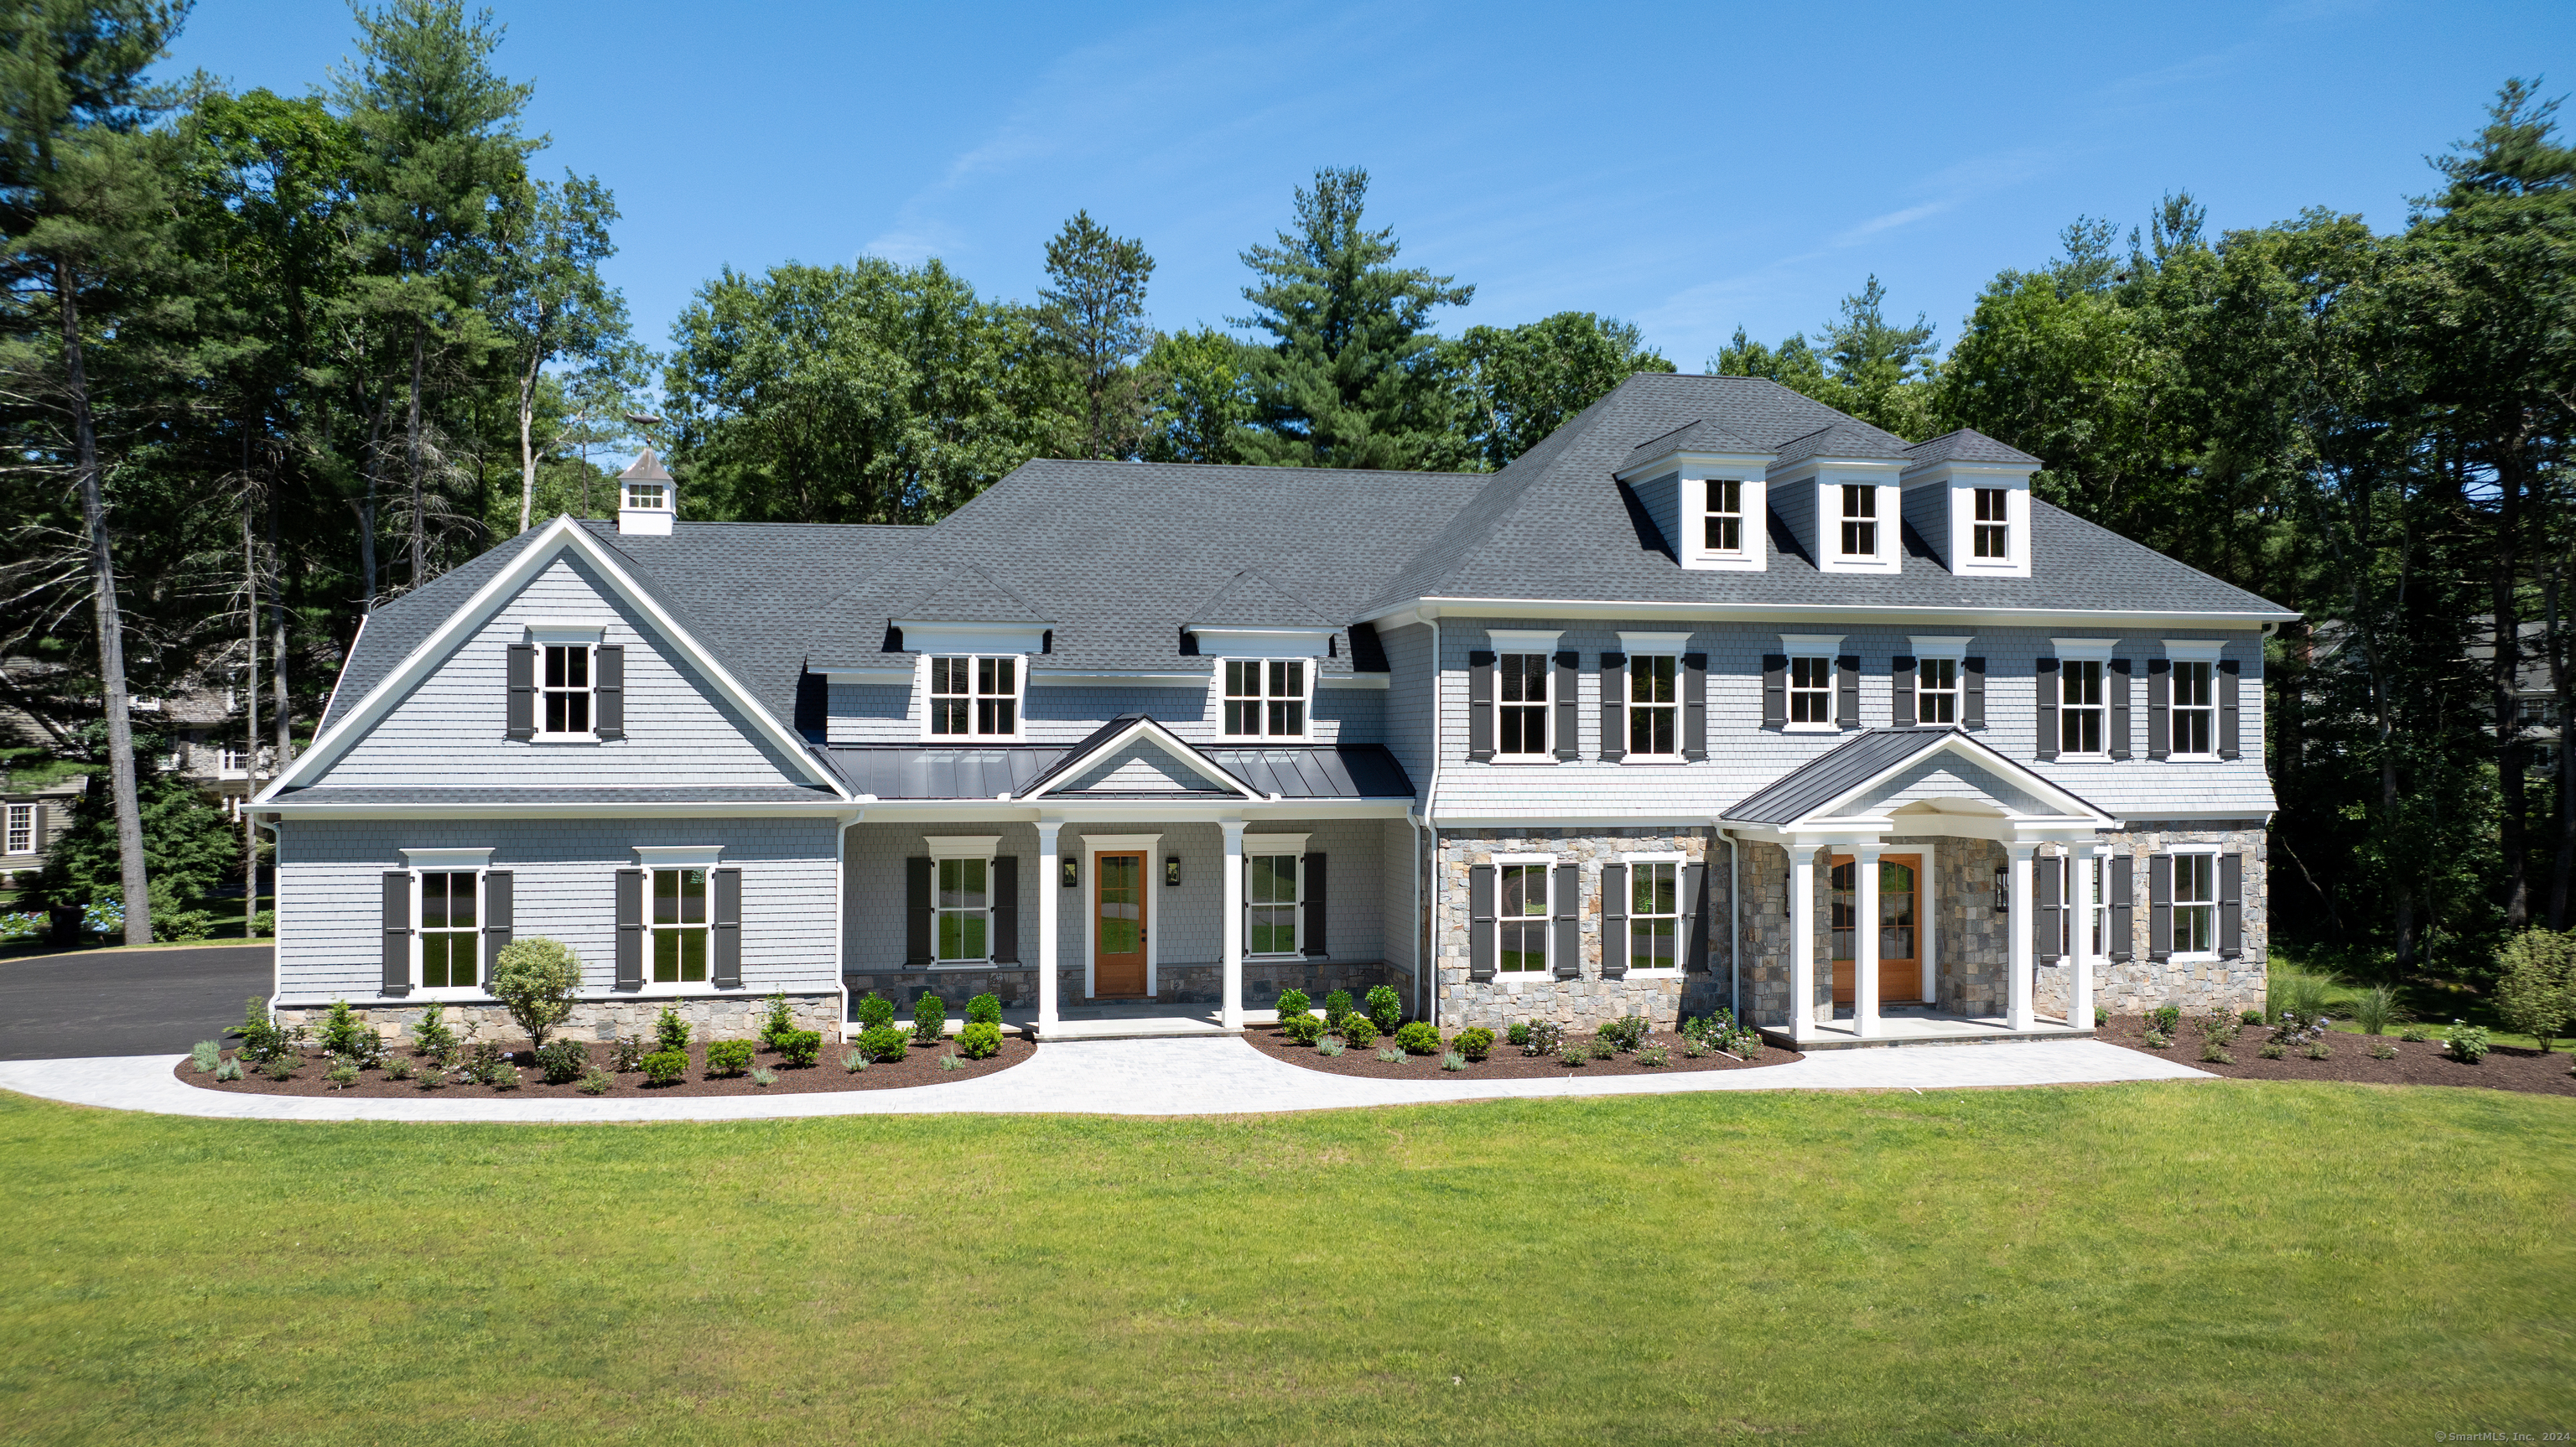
[252,372,2293,1050]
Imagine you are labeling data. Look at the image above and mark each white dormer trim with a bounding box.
[1684,475,1768,573]
[1903,461,2037,578]
[1765,456,1905,575]
[1187,625,1333,659]
[896,621,1048,657]
[1019,716,1265,801]
[526,622,609,644]
[257,516,851,801]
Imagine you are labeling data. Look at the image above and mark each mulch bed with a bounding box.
[1243,1024,1797,1080]
[2099,1014,2576,1098]
[174,1034,1035,1098]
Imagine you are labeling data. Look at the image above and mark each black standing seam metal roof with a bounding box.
[818,739,1415,801]
[1010,714,1253,797]
[1721,727,2110,826]
[269,785,843,806]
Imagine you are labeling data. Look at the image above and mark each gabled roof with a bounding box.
[818,741,1413,801]
[1723,726,2114,829]
[1186,568,1337,629]
[1627,418,1770,460]
[890,561,1052,624]
[1903,428,2043,469]
[1015,714,1264,801]
[1769,420,1914,466]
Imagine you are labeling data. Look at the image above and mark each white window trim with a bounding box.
[2088,845,2113,960]
[402,847,496,869]
[1492,853,1556,989]
[1701,477,1748,557]
[1907,635,1970,729]
[1082,832,1161,998]
[409,864,490,1001]
[920,653,1027,742]
[1622,651,1685,760]
[2164,647,2220,760]
[638,861,723,993]
[926,837,1000,967]
[1783,642,1836,733]
[923,835,1000,861]
[1213,657,1315,741]
[1485,629,1561,653]
[1491,643,1557,763]
[1618,850,1686,979]
[2167,844,2222,962]
[533,640,598,741]
[527,623,608,644]
[2160,639,2225,663]
[3,802,35,856]
[1242,834,1309,959]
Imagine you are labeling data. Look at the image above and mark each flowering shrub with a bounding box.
[0,911,44,941]
[2444,1020,2491,1064]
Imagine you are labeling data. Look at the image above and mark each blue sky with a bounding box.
[172,0,2570,377]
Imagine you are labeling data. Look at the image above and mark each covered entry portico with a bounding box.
[1722,729,2122,1047]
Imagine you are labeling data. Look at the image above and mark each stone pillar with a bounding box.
[1852,843,1883,1039]
[2007,840,2038,1030]
[1789,843,1817,1042]
[1036,821,1062,1033]
[1221,819,1246,1030]
[2073,844,2096,1031]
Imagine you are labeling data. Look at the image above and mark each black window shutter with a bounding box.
[2109,659,2133,760]
[1961,657,1986,730]
[1835,655,1860,729]
[592,644,626,739]
[712,867,743,987]
[381,870,411,995]
[904,857,933,965]
[1681,862,1706,972]
[1761,654,1788,731]
[2035,854,2063,962]
[2108,858,2135,962]
[1682,652,1708,760]
[992,856,1020,962]
[1551,863,1581,978]
[615,868,645,989]
[1893,656,1916,728]
[1468,864,1496,982]
[1467,650,1495,762]
[1601,862,1628,979]
[2147,659,2171,759]
[482,870,514,982]
[1553,651,1581,761]
[2219,851,2243,958]
[2036,657,2060,761]
[2218,657,2241,760]
[1301,852,1327,957]
[2148,853,2174,960]
[506,643,536,739]
[1599,651,1628,761]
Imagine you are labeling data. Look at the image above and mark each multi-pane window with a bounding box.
[935,858,989,962]
[418,871,479,989]
[929,656,1017,736]
[651,867,709,983]
[1704,479,1743,552]
[1972,488,2010,558]
[1839,485,1877,556]
[1498,863,1550,972]
[1248,854,1300,954]
[3,803,33,855]
[1628,860,1679,970]
[1789,656,1832,724]
[2172,853,2216,955]
[541,644,591,735]
[2062,660,2106,754]
[1629,655,1678,755]
[623,481,667,511]
[2172,661,2214,755]
[1917,658,1957,724]
[1498,654,1549,755]
[1223,660,1306,738]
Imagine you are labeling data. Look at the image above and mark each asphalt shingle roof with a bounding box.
[1904,428,2044,469]
[1628,418,1769,460]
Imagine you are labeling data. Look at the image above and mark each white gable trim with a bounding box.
[1020,717,1264,801]
[259,516,846,801]
[1727,730,2118,834]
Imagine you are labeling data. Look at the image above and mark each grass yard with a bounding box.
[3,1082,2570,1445]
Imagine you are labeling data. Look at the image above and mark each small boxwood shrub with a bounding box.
[911,993,947,1045]
[533,1037,589,1085]
[2149,1004,2182,1034]
[1600,1014,1648,1052]
[1587,1035,1618,1061]
[1280,1012,1325,1045]
[1366,984,1402,1034]
[1394,1020,1441,1055]
[1339,1014,1379,1049]
[641,1049,688,1086]
[854,991,897,1030]
[1507,1021,1530,1046]
[1323,988,1353,1025]
[655,1007,691,1053]
[776,1029,823,1067]
[705,1040,754,1076]
[965,993,1003,1025]
[1454,1026,1495,1062]
[859,1024,908,1063]
[1275,988,1311,1019]
[957,1021,1003,1059]
[578,1066,614,1094]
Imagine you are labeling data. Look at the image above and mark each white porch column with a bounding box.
[1220,819,1247,1030]
[1788,843,1818,1043]
[1035,821,1062,1033]
[2006,841,2038,1030]
[2073,844,2097,1031]
[1852,843,1884,1039]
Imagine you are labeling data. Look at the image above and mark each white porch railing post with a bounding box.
[1852,843,1884,1039]
[2007,841,2038,1031]
[1788,843,1817,1044]
[1036,821,1062,1034]
[1221,820,1247,1030]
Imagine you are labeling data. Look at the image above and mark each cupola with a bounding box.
[617,450,676,536]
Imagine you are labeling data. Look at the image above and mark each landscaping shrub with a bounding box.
[1557,1040,1588,1066]
[2259,1040,2286,1059]
[1316,1036,1345,1057]
[325,1061,359,1088]
[153,908,214,941]
[2350,985,2403,1036]
[491,937,584,1050]
[965,993,1003,1025]
[1599,1014,1648,1052]
[2142,1030,2173,1049]
[608,1034,649,1071]
[957,1021,1002,1059]
[1455,1026,1495,1062]
[776,1029,823,1067]
[1339,1014,1378,1049]
[1726,1026,1763,1060]
[761,990,795,1045]
[1371,1046,1401,1062]
[2401,1023,2433,1043]
[859,1024,907,1063]
[854,991,896,1030]
[842,1050,868,1073]
[1684,1039,1711,1059]
[911,993,947,1045]
[750,1067,778,1087]
[2493,930,2576,1050]
[1280,1012,1324,1045]
[1275,988,1311,1019]
[654,1007,691,1054]
[1637,1045,1670,1067]
[533,1038,588,1085]
[189,1040,221,1073]
[2305,1040,2334,1061]
[236,996,299,1065]
[317,999,377,1062]
[939,1052,964,1071]
[1520,1019,1564,1055]
[1323,988,1353,1025]
[260,1055,298,1081]
[578,1066,614,1094]
[2445,1020,2490,1064]
[385,1055,414,1081]
[2241,1009,2266,1026]
[640,1049,688,1086]
[414,1070,443,1091]
[705,1040,754,1076]
[412,1004,458,1065]
[1507,1021,1530,1047]
[2094,1005,2109,1027]
[250,909,274,936]
[2199,1035,2234,1065]
[2371,1040,2400,1061]
[2149,1004,2181,1035]
[1441,1050,1466,1071]
[1587,1035,1618,1061]
[1394,1021,1441,1055]
[212,1056,242,1081]
[1366,985,1402,1035]
[465,1041,510,1085]
[487,1064,522,1090]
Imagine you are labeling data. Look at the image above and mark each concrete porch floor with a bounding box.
[1763,1004,2091,1051]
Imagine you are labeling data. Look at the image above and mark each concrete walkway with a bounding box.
[0,1035,2211,1124]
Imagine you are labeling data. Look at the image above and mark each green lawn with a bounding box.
[2267,950,2569,1051]
[3,1082,2570,1444]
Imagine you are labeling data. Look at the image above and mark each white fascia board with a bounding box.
[1019,717,1262,800]
[1613,448,1777,484]
[1899,459,2038,485]
[1030,668,1205,687]
[1358,596,2294,629]
[1187,626,1334,658]
[259,517,849,801]
[2090,805,2277,823]
[1754,732,2118,832]
[895,622,1049,656]
[851,799,1412,824]
[263,800,866,820]
[813,666,913,683]
[1428,812,1731,830]
[1763,456,1905,485]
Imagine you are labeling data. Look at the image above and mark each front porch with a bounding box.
[1763,1002,2093,1051]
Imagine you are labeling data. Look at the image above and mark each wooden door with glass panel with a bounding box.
[1829,853,1922,1004]
[1093,852,1147,997]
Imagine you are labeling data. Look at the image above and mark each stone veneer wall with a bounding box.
[2035,822,2269,1019]
[1055,958,1399,1009]
[1434,827,1728,1031]
[276,993,843,1046]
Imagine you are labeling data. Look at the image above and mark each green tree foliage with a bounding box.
[1447,311,1673,469]
[1140,326,1256,464]
[2491,929,2576,1049]
[1714,276,1937,438]
[32,730,237,909]
[489,936,582,1050]
[493,171,633,532]
[1035,210,1154,461]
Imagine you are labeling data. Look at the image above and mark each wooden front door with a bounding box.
[1831,853,1923,1004]
[1093,852,1147,997]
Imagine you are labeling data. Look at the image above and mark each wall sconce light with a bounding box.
[1993,864,2009,913]
[1062,856,1079,889]
[1165,854,1182,886]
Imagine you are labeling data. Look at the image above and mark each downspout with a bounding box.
[834,806,864,1040]
[256,812,283,1024]
[1420,617,1443,1028]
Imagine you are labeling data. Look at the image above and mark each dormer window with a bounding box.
[1705,480,1743,553]
[927,656,1020,737]
[1223,660,1307,738]
[1973,488,2009,558]
[624,481,667,511]
[1839,485,1877,557]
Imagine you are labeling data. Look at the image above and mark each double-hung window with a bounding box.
[929,656,1018,737]
[2171,851,2216,956]
[1498,862,1550,972]
[2062,660,2106,754]
[1248,853,1301,954]
[541,644,592,736]
[1705,480,1743,553]
[1498,653,1549,756]
[935,858,990,962]
[1628,655,1678,755]
[2171,661,2214,755]
[3,803,33,855]
[1222,660,1306,738]
[1628,858,1680,972]
[1839,485,1877,557]
[1917,658,1958,724]
[418,871,480,989]
[1973,488,2010,558]
[1789,656,1833,724]
[651,867,710,983]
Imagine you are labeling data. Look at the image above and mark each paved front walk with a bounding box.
[0,1036,2211,1124]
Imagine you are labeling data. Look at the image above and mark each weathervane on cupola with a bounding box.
[616,449,675,536]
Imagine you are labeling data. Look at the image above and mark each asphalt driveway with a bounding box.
[0,943,273,1061]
